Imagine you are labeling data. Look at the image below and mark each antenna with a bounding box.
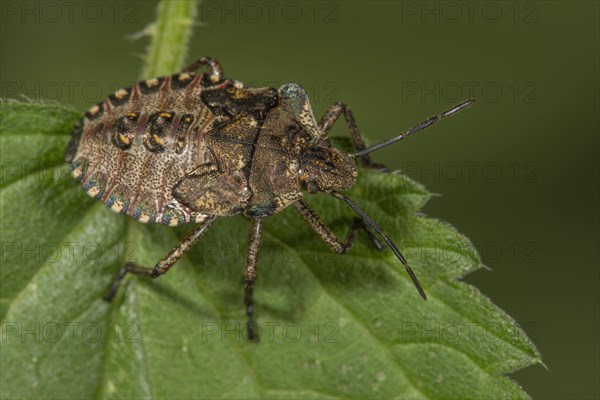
[351,99,475,157]
[330,191,427,300]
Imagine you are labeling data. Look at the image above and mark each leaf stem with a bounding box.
[141,0,198,79]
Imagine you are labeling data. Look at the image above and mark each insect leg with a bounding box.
[244,218,263,341]
[180,56,224,83]
[317,102,385,169]
[294,199,384,254]
[104,215,216,301]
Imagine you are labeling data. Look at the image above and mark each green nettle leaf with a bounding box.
[0,101,540,399]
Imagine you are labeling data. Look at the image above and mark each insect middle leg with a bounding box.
[181,56,224,83]
[294,200,384,254]
[317,102,386,170]
[244,218,263,341]
[104,215,216,301]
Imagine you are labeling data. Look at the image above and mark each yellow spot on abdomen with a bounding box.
[87,186,100,197]
[118,134,131,145]
[153,133,165,146]
[114,88,128,99]
[88,104,100,115]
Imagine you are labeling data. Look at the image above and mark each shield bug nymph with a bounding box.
[66,57,474,340]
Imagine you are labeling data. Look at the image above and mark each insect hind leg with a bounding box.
[317,102,387,170]
[104,215,216,301]
[244,219,263,341]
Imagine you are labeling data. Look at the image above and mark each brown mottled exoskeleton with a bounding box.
[66,57,474,340]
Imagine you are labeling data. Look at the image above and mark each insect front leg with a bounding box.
[244,218,263,341]
[294,200,384,254]
[180,56,224,83]
[104,215,217,301]
[317,102,386,170]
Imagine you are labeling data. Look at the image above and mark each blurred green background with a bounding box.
[1,1,598,398]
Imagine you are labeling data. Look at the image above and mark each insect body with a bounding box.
[66,57,474,340]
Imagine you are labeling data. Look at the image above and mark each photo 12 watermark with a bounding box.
[400,320,539,343]
[1,321,140,344]
[400,81,540,104]
[399,1,540,24]
[198,321,340,343]
[402,240,541,265]
[0,80,340,106]
[1,1,140,24]
[1,240,139,266]
[199,1,341,24]
[1,239,339,270]
[399,161,541,185]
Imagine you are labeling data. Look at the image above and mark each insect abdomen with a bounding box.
[67,72,217,226]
